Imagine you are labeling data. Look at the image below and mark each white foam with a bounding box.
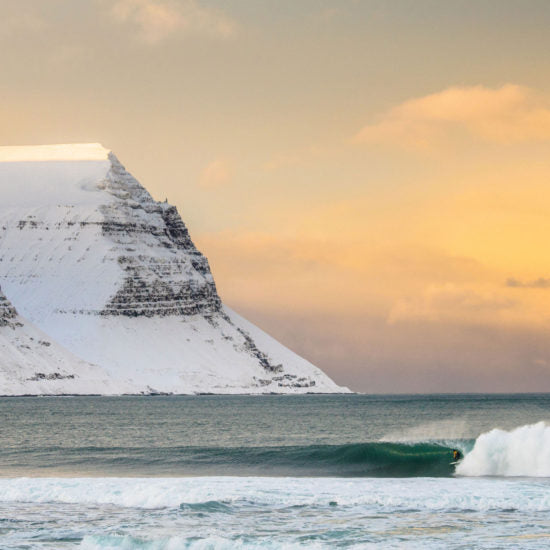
[79,535,318,550]
[2,476,550,513]
[457,421,550,477]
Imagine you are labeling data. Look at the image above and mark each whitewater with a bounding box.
[2,394,550,548]
[4,476,550,549]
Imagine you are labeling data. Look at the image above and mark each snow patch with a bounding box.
[0,286,121,395]
[0,143,109,162]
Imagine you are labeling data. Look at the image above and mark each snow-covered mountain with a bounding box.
[0,285,120,395]
[0,144,349,394]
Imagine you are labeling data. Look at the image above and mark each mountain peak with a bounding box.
[0,146,349,394]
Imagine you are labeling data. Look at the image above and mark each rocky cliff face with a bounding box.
[0,144,349,395]
[0,288,17,327]
[98,154,222,317]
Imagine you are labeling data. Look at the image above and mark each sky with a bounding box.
[2,0,550,392]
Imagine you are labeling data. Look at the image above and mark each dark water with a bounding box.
[1,393,549,477]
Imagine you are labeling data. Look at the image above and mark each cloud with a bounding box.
[387,284,516,324]
[199,158,233,188]
[105,0,236,43]
[354,85,550,150]
[506,277,550,289]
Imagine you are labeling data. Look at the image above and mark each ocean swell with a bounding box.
[214,442,458,477]
[0,442,461,478]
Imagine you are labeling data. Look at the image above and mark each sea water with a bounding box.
[1,394,550,548]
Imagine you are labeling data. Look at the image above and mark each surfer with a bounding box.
[452,449,462,461]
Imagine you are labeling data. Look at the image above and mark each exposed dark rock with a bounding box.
[17,218,42,230]
[254,378,273,386]
[161,205,197,251]
[101,259,221,317]
[236,327,283,373]
[28,372,76,381]
[0,287,18,327]
[98,154,222,318]
[277,380,316,388]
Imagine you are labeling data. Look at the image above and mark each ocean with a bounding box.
[1,394,550,548]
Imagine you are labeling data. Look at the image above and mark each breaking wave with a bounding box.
[457,421,550,477]
[198,442,461,477]
[1,442,463,478]
[5,422,550,480]
[254,441,461,477]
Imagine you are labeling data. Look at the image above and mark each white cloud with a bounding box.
[354,85,550,150]
[105,0,236,43]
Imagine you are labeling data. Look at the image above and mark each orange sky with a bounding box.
[3,1,550,391]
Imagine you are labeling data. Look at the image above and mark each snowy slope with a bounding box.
[0,144,349,394]
[0,286,121,395]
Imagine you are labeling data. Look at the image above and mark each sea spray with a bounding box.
[457,421,550,477]
[381,418,472,443]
